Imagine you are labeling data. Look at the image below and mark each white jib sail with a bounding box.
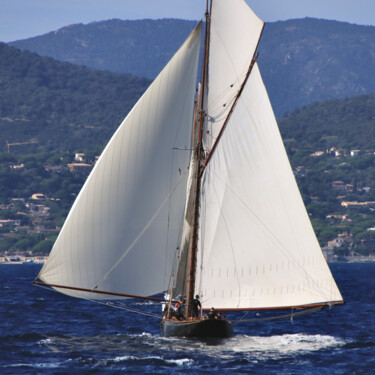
[38,24,202,300]
[204,0,264,151]
[195,63,343,310]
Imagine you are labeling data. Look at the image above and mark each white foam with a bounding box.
[227,333,346,359]
[111,355,137,362]
[99,355,193,367]
[125,331,153,339]
[149,333,347,363]
[6,361,62,369]
[37,338,54,345]
[165,358,194,366]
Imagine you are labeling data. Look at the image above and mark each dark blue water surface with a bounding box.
[1,263,374,374]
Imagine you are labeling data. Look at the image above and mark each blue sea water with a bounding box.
[0,263,374,374]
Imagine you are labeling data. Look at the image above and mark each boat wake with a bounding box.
[2,331,347,372]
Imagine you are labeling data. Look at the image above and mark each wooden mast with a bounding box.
[186,0,211,317]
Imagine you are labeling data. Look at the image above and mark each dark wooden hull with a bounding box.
[160,318,233,338]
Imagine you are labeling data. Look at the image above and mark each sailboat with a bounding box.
[33,0,343,338]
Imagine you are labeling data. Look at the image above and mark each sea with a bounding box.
[0,263,374,374]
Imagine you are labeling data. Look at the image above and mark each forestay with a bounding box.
[37,24,202,300]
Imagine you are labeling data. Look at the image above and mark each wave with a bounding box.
[98,355,193,367]
[2,360,70,369]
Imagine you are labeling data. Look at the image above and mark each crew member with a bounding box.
[191,295,201,318]
[208,307,217,320]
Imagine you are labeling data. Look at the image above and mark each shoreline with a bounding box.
[1,255,375,265]
[0,256,47,264]
[327,255,375,263]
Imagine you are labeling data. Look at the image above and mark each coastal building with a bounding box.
[10,164,25,172]
[327,232,353,248]
[74,153,86,162]
[67,163,92,173]
[0,219,21,227]
[31,193,46,200]
[311,151,325,157]
[27,203,50,214]
[341,201,375,208]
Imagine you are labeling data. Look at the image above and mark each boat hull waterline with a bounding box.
[161,318,233,338]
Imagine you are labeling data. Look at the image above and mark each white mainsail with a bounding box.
[37,24,202,300]
[194,0,343,310]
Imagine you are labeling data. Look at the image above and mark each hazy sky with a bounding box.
[0,0,373,42]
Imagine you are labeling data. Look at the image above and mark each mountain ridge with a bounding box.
[9,17,375,117]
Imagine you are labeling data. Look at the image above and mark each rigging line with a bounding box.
[91,300,161,319]
[93,169,189,291]
[32,279,162,318]
[207,91,238,123]
[204,60,250,124]
[205,71,246,115]
[231,306,324,324]
[32,280,168,302]
[205,66,249,118]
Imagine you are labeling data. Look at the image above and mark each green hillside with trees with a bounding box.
[10,18,375,117]
[279,95,375,257]
[0,43,151,152]
[0,42,375,258]
[10,19,197,80]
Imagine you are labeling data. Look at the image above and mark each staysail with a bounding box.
[195,0,343,310]
[37,24,202,300]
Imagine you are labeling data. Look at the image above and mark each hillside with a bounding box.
[279,94,375,200]
[0,43,151,152]
[279,94,375,152]
[260,18,375,116]
[279,94,375,201]
[9,18,375,117]
[10,19,197,80]
[1,40,375,255]
[279,95,375,256]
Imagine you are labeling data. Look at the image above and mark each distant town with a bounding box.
[0,151,96,259]
[1,143,375,263]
